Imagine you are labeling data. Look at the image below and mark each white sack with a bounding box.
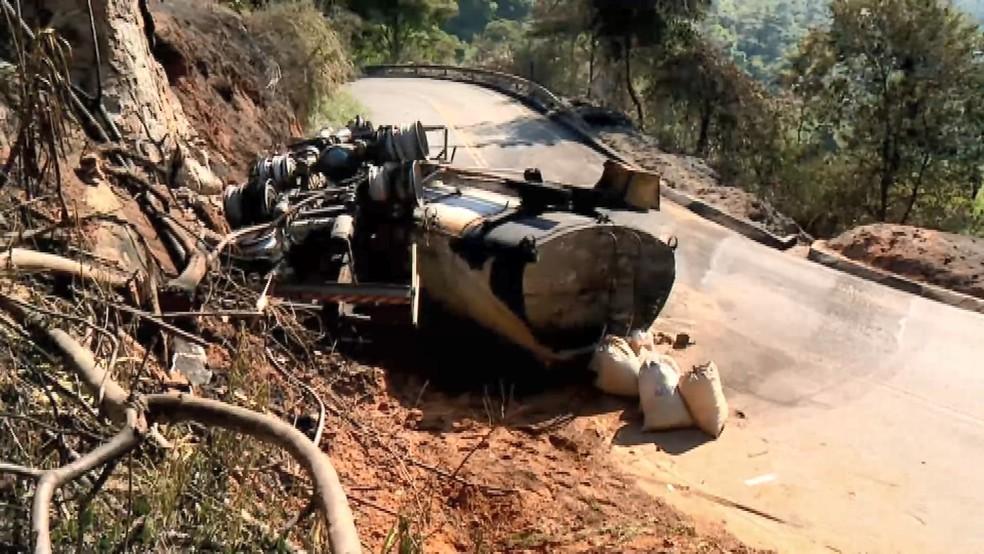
[678,361,729,437]
[590,336,640,397]
[639,354,694,431]
[627,329,654,356]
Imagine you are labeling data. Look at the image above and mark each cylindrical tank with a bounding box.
[414,182,675,365]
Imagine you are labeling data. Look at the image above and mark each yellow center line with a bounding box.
[420,96,489,168]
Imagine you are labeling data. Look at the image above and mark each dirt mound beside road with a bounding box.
[828,224,984,299]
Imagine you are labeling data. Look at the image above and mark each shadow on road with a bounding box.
[458,117,575,149]
[612,422,712,455]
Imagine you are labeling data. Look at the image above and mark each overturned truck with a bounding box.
[223,118,676,365]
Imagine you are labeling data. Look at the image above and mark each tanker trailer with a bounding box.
[222,119,676,366]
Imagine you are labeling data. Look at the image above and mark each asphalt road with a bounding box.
[349,77,984,553]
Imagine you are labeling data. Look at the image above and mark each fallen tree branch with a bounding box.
[0,292,122,388]
[46,328,129,423]
[0,462,42,478]
[145,393,359,552]
[102,165,172,210]
[0,248,132,288]
[5,328,362,553]
[96,144,168,177]
[157,214,209,297]
[31,407,146,554]
[104,302,207,347]
[266,347,326,447]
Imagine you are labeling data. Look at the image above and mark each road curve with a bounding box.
[349,77,984,553]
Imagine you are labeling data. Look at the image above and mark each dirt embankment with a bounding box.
[148,1,302,183]
[827,224,984,299]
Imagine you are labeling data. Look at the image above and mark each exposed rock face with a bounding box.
[95,0,194,142]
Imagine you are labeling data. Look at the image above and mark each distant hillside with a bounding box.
[706,0,983,85]
[703,0,827,85]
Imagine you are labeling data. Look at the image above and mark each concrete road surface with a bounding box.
[349,77,984,553]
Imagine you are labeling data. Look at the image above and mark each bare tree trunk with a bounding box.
[623,36,644,130]
[390,12,402,62]
[877,128,895,221]
[900,153,932,224]
[696,102,712,157]
[587,36,596,98]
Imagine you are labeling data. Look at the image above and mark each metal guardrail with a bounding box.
[363,64,569,114]
[362,64,633,167]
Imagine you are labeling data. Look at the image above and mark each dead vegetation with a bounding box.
[0,3,359,550]
[245,1,354,129]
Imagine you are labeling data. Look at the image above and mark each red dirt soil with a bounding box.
[828,223,984,299]
[148,1,302,183]
[275,351,762,552]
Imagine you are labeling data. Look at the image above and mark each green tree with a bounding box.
[446,0,497,40]
[495,0,532,20]
[344,0,458,62]
[471,18,527,69]
[648,43,776,158]
[788,0,984,225]
[444,0,529,40]
[589,0,710,127]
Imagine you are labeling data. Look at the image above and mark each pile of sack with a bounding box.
[589,331,728,438]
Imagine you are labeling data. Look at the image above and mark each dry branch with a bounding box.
[156,214,209,296]
[0,248,132,288]
[104,301,207,347]
[0,462,42,479]
[2,327,362,554]
[31,408,145,554]
[46,328,129,423]
[145,394,359,553]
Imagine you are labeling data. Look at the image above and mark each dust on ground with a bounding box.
[315,352,762,551]
[198,309,764,552]
[827,223,984,299]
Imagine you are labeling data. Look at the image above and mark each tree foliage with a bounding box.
[445,0,533,40]
[787,0,984,229]
[705,0,982,86]
[588,0,711,125]
[645,42,783,181]
[327,0,984,237]
[342,0,459,63]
